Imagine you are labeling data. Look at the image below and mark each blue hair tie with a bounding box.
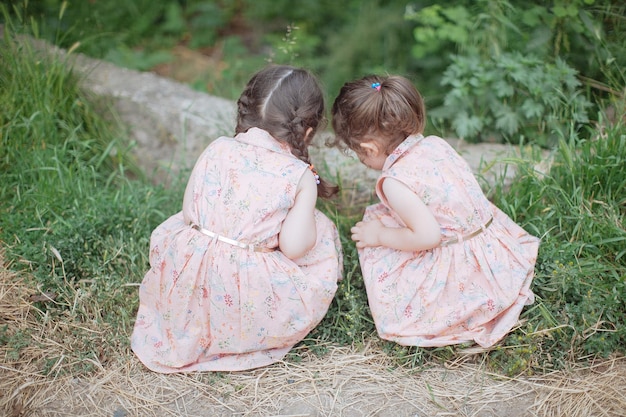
[371,82,381,91]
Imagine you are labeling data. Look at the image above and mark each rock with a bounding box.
[16,32,528,199]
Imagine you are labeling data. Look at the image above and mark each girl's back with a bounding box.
[331,73,539,350]
[131,65,343,373]
[363,133,538,348]
[182,128,307,248]
[131,127,341,373]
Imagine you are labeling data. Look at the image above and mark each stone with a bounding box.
[16,32,526,200]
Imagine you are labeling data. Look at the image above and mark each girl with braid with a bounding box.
[132,65,342,372]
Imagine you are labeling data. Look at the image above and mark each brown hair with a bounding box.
[236,65,338,198]
[331,75,426,156]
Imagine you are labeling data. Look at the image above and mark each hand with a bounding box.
[351,219,384,249]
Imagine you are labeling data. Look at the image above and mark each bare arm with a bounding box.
[279,169,318,259]
[351,178,441,251]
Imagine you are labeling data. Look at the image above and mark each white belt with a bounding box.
[191,224,276,253]
[440,217,493,247]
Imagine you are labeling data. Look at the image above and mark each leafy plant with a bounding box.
[406,0,625,141]
[408,0,625,78]
[431,52,592,146]
[405,3,477,58]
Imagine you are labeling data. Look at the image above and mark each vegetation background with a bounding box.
[0,0,625,392]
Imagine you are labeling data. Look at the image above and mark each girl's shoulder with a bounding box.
[384,135,458,176]
[414,135,461,159]
[190,137,239,170]
[395,135,448,161]
[200,135,238,154]
[422,135,455,149]
[209,135,235,149]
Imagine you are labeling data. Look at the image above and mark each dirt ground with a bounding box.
[3,344,536,417]
[2,254,626,417]
[5,341,626,417]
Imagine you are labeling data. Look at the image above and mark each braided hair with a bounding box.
[236,65,338,199]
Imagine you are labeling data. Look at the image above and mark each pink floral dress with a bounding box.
[131,128,342,372]
[359,134,539,348]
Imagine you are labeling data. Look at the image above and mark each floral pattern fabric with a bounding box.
[131,128,342,372]
[359,134,539,348]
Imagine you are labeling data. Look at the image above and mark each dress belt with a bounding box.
[191,224,276,253]
[440,217,493,247]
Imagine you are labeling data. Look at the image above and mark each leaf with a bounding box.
[579,9,602,41]
[494,106,520,136]
[441,6,470,24]
[553,5,577,18]
[521,99,544,119]
[520,6,545,26]
[493,79,515,98]
[161,2,185,34]
[444,24,468,44]
[413,26,436,43]
[452,112,483,139]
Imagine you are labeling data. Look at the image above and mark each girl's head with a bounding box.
[236,65,337,198]
[331,75,426,165]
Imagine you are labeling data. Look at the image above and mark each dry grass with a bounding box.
[2,250,625,417]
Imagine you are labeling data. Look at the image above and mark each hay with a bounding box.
[529,358,626,417]
[2,250,625,417]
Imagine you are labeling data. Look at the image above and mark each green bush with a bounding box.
[406,0,625,142]
[431,52,592,146]
[8,0,235,56]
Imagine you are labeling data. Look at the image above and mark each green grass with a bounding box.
[1,15,625,378]
[491,119,626,365]
[0,21,184,372]
[308,200,376,345]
